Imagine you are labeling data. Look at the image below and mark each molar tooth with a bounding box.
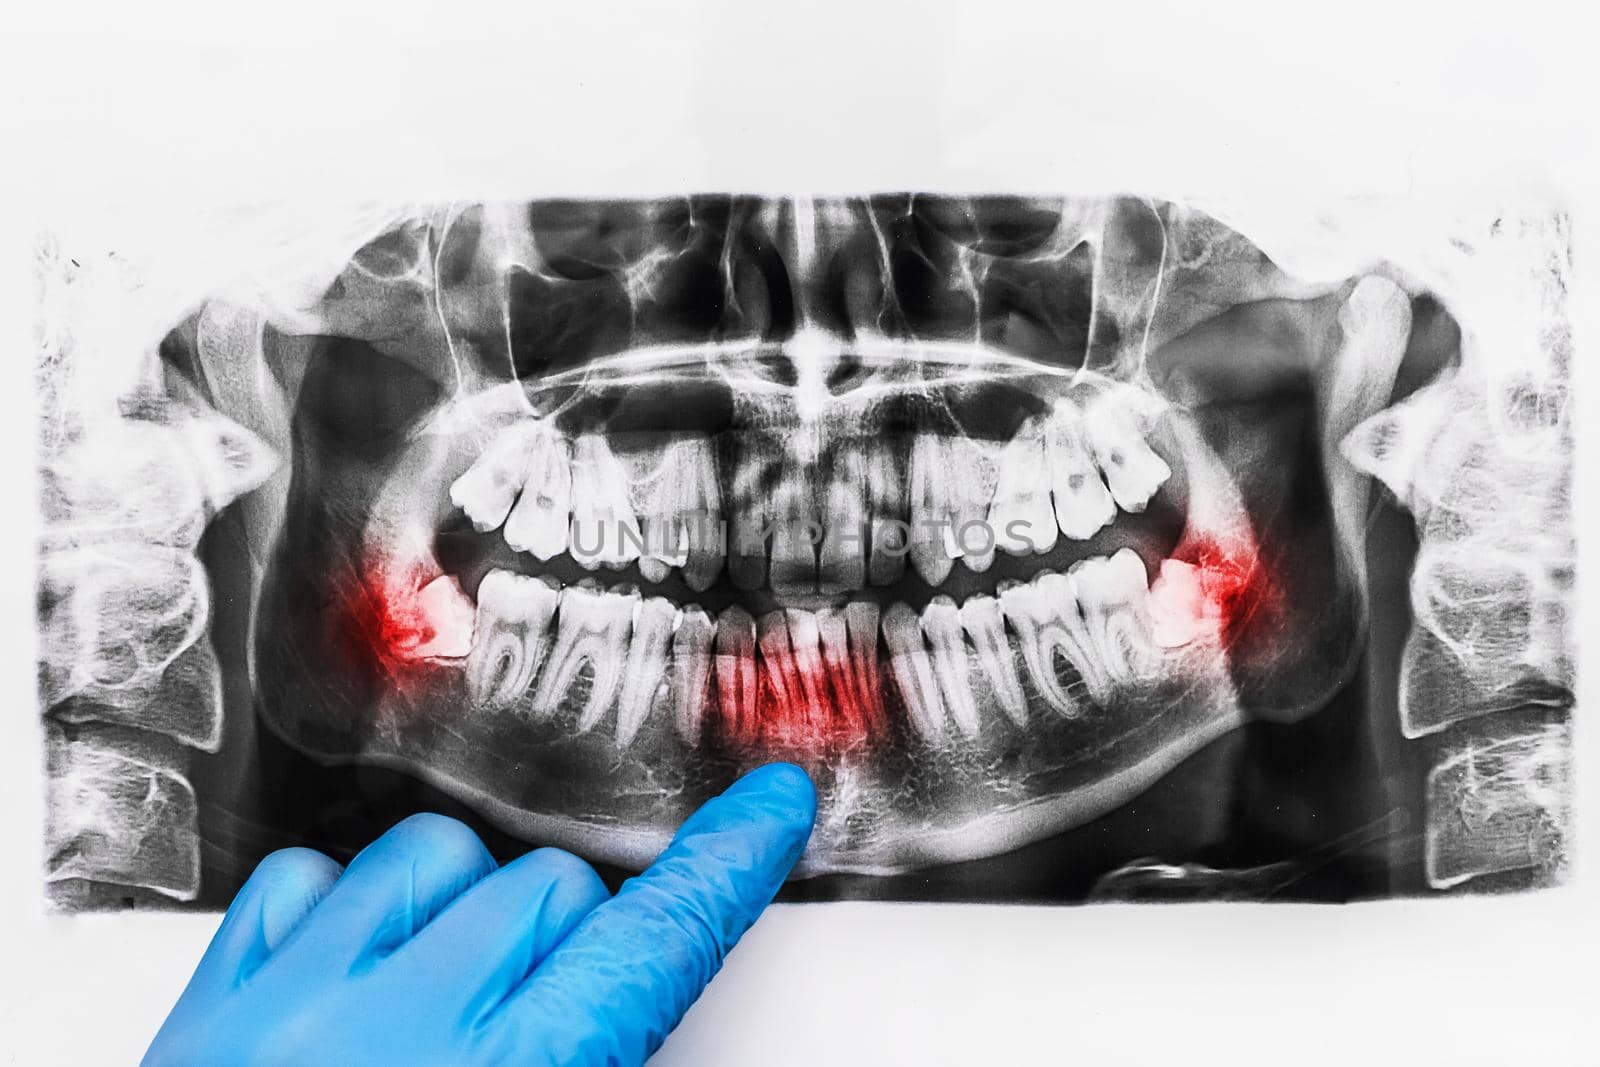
[713,605,757,738]
[882,602,945,742]
[613,596,678,749]
[921,596,980,737]
[1147,558,1221,648]
[569,435,643,571]
[502,427,572,560]
[958,593,1028,727]
[409,574,476,659]
[998,573,1104,715]
[1072,549,1161,685]
[987,419,1058,558]
[1045,399,1116,540]
[466,570,558,709]
[818,446,867,597]
[866,437,907,586]
[449,421,540,532]
[671,606,715,744]
[530,584,636,729]
[1081,394,1171,513]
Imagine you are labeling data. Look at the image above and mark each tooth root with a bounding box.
[614,597,678,749]
[1082,396,1172,513]
[713,605,757,739]
[503,429,573,560]
[785,609,833,732]
[671,606,715,744]
[959,594,1027,727]
[921,596,980,738]
[818,447,867,597]
[465,571,559,709]
[757,610,804,729]
[449,422,536,532]
[882,602,945,742]
[988,420,1058,557]
[866,437,907,586]
[909,434,955,586]
[530,584,636,729]
[570,435,643,571]
[844,600,884,731]
[998,573,1102,716]
[1073,549,1161,685]
[1046,400,1117,540]
[817,609,864,733]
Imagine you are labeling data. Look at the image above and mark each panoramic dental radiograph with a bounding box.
[35,195,1574,908]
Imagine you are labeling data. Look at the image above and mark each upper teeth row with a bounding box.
[447,389,1173,592]
[464,548,1215,750]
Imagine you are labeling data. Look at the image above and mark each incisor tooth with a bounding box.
[959,593,1028,727]
[569,435,643,571]
[921,596,980,738]
[530,584,636,728]
[998,573,1103,715]
[1072,549,1160,685]
[768,459,820,598]
[1081,393,1171,513]
[818,446,867,597]
[866,437,907,586]
[614,596,678,748]
[882,602,945,742]
[713,605,757,738]
[757,610,805,726]
[672,606,714,743]
[1045,400,1116,540]
[988,420,1058,558]
[785,609,833,731]
[449,421,543,532]
[465,571,558,709]
[503,428,573,560]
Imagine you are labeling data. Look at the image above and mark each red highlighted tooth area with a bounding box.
[1184,535,1284,655]
[327,551,474,696]
[715,647,886,758]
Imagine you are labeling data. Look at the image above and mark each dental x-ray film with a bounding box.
[35,195,1574,907]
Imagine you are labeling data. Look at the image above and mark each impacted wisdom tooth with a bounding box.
[1080,391,1171,513]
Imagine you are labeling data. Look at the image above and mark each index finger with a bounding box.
[486,763,816,1065]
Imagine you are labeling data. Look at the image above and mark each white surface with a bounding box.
[2,1,1598,1063]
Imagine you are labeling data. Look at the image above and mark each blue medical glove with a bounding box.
[143,763,816,1066]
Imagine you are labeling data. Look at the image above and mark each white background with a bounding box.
[2,1,1598,1062]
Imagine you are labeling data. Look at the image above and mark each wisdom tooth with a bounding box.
[502,427,572,560]
[1081,394,1171,513]
[410,574,476,659]
[866,437,907,586]
[1072,549,1160,685]
[569,435,643,571]
[921,596,980,738]
[449,420,545,533]
[530,584,636,729]
[1147,558,1220,648]
[988,420,1058,558]
[1045,400,1116,540]
[998,573,1103,715]
[818,446,867,597]
[882,602,945,742]
[672,606,715,743]
[713,605,757,737]
[614,596,678,748]
[958,593,1027,727]
[465,570,558,709]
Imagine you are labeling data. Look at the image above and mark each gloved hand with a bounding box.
[143,763,816,1066]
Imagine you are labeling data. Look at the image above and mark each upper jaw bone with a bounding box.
[530,583,636,728]
[465,570,558,709]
